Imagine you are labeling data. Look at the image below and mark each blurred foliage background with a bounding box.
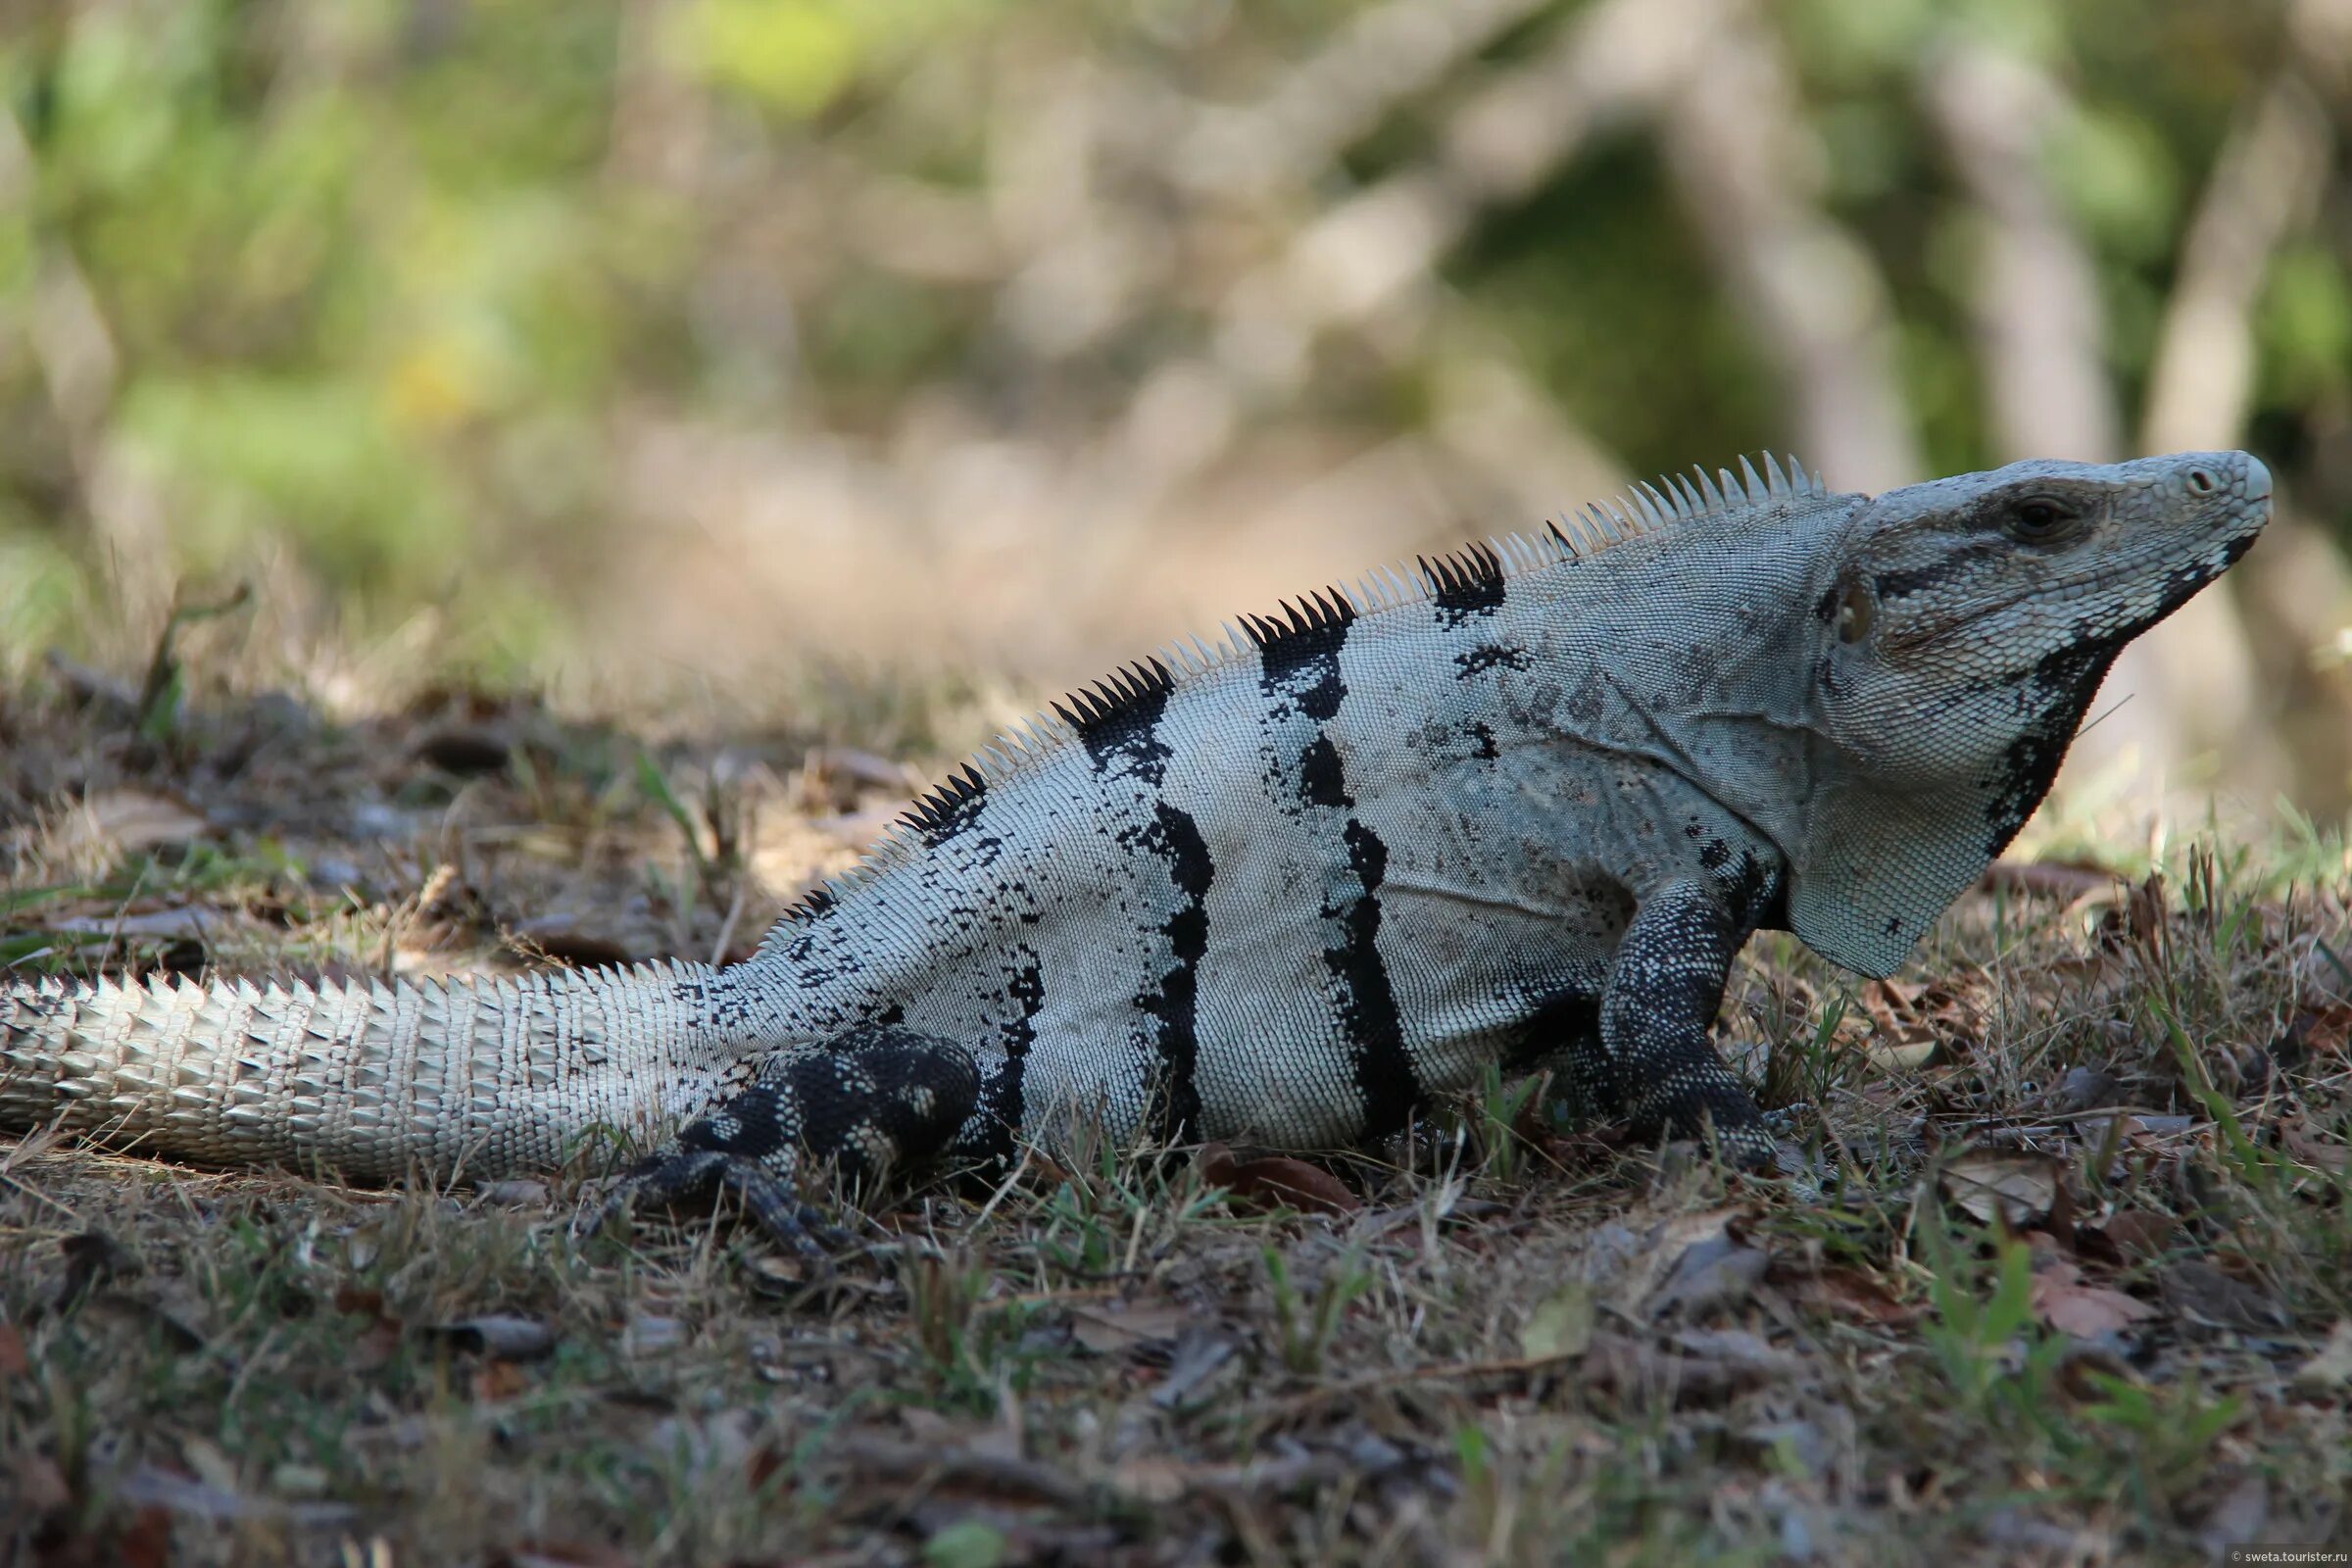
[0,0,2348,811]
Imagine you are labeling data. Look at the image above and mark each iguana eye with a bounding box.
[1835,581,1874,644]
[2007,498,2076,540]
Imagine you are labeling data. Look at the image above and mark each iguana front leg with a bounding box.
[604,1024,982,1254]
[1599,880,1776,1166]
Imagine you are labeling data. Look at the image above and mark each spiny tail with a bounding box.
[0,962,734,1184]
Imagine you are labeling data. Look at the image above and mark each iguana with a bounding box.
[0,451,2272,1250]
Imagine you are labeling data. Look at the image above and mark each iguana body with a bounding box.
[1,452,2273,1247]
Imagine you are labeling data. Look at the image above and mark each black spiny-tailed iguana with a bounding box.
[0,452,2273,1249]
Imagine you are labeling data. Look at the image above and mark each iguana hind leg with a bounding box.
[1600,880,1777,1167]
[607,1023,982,1255]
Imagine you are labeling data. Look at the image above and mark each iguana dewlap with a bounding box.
[1,452,2274,1248]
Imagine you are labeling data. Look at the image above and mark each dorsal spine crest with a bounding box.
[771,454,1829,932]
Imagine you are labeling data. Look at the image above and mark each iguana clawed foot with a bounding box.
[598,1128,853,1258]
[586,1024,984,1255]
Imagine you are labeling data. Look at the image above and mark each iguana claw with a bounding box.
[591,1147,852,1257]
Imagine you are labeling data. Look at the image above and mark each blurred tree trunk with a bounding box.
[2142,64,2351,811]
[1654,0,1920,493]
[1924,35,2289,808]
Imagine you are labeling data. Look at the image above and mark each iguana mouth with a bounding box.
[2106,507,2270,635]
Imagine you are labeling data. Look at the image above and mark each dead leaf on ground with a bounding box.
[1197,1144,1358,1216]
[1592,1207,1768,1322]
[1068,1298,1191,1354]
[1843,971,1990,1066]
[1646,1230,1769,1321]
[1109,1455,1191,1505]
[119,1508,175,1568]
[2047,1065,2126,1113]
[350,1316,403,1373]
[179,1434,239,1497]
[622,1315,688,1356]
[1151,1329,1240,1410]
[2076,1209,2177,1265]
[1519,1282,1595,1359]
[2159,1259,2289,1333]
[1778,1265,1919,1327]
[1940,1150,2062,1229]
[2197,1475,2273,1560]
[60,789,212,854]
[31,1503,178,1568]
[1580,1328,1798,1403]
[2292,1320,2352,1390]
[472,1360,533,1401]
[0,1322,26,1380]
[2123,871,2169,949]
[2028,1259,2156,1339]
[2278,1002,2352,1061]
[2279,1116,2349,1174]
[15,1450,72,1512]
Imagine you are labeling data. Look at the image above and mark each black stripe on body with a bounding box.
[1134,803,1212,1140]
[1061,657,1210,1142]
[959,951,1045,1166]
[1250,593,1354,721]
[1249,594,1423,1138]
[1298,735,1350,808]
[1326,818,1418,1137]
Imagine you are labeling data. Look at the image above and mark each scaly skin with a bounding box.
[2,451,2273,1249]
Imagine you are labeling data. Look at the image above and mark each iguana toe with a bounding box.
[602,1145,851,1257]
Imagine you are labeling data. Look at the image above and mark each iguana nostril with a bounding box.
[2187,468,2216,494]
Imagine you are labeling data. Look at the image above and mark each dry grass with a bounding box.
[4,661,2351,1568]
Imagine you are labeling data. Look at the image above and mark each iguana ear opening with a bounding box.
[1787,779,1999,978]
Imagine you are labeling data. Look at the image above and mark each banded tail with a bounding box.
[0,962,734,1183]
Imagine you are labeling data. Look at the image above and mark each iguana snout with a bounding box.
[1810,450,2272,789]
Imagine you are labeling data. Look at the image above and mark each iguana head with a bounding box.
[1789,450,2272,975]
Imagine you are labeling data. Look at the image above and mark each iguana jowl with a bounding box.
[1,452,2273,1247]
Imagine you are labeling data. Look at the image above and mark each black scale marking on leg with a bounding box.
[615,1025,982,1252]
[1601,884,1775,1165]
